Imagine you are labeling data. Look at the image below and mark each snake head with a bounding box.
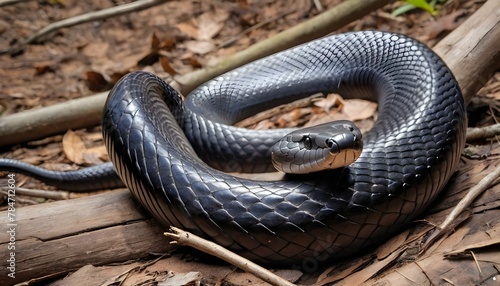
[271,120,363,174]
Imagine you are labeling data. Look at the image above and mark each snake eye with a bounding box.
[302,136,313,150]
[326,139,339,153]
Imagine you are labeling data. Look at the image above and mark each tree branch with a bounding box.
[1,0,169,55]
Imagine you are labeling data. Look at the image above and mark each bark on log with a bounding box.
[433,0,500,104]
[0,190,173,285]
[0,0,391,147]
[0,0,499,284]
[0,92,107,147]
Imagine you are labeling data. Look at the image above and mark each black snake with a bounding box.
[0,31,466,266]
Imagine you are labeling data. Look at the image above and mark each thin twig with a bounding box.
[422,164,500,251]
[313,0,324,12]
[0,0,30,7]
[440,164,500,230]
[219,8,297,48]
[0,186,70,200]
[0,190,39,204]
[470,250,483,276]
[2,0,169,55]
[466,123,500,142]
[165,227,296,286]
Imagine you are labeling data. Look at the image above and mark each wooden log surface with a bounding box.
[0,0,499,284]
[433,0,500,104]
[0,190,173,284]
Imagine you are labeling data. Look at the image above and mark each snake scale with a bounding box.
[0,31,466,266]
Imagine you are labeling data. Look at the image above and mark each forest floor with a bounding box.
[0,0,499,285]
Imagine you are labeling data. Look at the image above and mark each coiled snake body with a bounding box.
[1,31,466,265]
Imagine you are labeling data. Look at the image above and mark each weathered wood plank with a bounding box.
[0,190,172,284]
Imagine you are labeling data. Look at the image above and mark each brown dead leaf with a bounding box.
[463,144,493,159]
[151,32,161,50]
[253,119,277,130]
[343,99,378,121]
[305,113,338,127]
[306,97,376,127]
[478,74,500,100]
[197,12,224,41]
[184,40,215,55]
[213,9,231,23]
[82,146,108,165]
[224,270,301,286]
[34,61,56,75]
[137,52,160,66]
[85,71,112,92]
[159,272,201,286]
[425,10,467,40]
[50,263,143,286]
[150,31,178,51]
[160,34,178,51]
[315,256,373,285]
[313,94,344,112]
[176,22,199,39]
[105,38,160,73]
[336,249,405,286]
[81,42,110,58]
[175,12,224,46]
[62,130,108,165]
[276,108,312,128]
[376,229,410,260]
[444,236,500,258]
[188,55,203,69]
[160,56,177,76]
[62,130,85,165]
[81,132,102,142]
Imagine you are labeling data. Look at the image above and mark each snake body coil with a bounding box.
[1,31,466,265]
[103,31,466,264]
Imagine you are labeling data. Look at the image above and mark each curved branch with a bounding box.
[1,0,169,55]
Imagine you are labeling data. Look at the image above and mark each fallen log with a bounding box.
[0,189,173,284]
[0,0,499,284]
[433,0,500,104]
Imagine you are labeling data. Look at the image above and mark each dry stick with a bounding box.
[0,91,108,146]
[0,190,39,204]
[219,8,298,48]
[165,227,296,286]
[1,186,70,200]
[0,0,30,7]
[1,0,169,55]
[0,0,392,147]
[313,0,324,12]
[466,123,500,142]
[422,164,500,252]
